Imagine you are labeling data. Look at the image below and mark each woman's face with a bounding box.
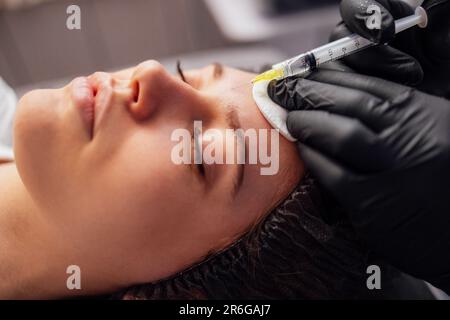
[14,60,303,291]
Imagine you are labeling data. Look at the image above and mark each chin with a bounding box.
[13,89,64,203]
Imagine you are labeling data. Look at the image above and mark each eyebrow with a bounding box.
[225,105,245,196]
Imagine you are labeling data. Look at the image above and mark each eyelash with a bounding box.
[197,160,205,177]
[193,134,206,177]
[176,60,187,83]
[180,61,205,177]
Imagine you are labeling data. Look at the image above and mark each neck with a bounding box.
[0,163,73,299]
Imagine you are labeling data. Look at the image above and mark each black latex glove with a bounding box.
[268,69,450,293]
[333,0,450,98]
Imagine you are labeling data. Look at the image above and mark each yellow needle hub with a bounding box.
[251,68,284,83]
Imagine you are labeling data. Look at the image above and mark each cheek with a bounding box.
[89,130,199,228]
[76,130,218,274]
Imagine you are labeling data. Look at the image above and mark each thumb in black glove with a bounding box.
[333,0,450,98]
[269,70,450,293]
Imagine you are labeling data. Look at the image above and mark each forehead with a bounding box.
[200,65,273,133]
[202,66,302,214]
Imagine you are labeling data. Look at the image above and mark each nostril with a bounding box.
[132,81,140,103]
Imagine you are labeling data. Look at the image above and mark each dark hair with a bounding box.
[112,174,373,299]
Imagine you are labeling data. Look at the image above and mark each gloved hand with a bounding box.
[268,69,450,293]
[332,0,450,98]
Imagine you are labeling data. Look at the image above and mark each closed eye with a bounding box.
[193,126,205,177]
[177,60,188,83]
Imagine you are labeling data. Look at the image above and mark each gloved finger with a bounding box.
[307,69,409,101]
[339,0,413,44]
[288,110,394,172]
[330,22,424,85]
[299,143,394,221]
[297,142,348,192]
[297,142,361,204]
[269,76,396,131]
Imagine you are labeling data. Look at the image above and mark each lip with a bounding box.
[71,76,96,138]
[71,74,113,139]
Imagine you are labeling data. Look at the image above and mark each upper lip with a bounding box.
[70,76,96,138]
[70,73,114,139]
[88,73,114,138]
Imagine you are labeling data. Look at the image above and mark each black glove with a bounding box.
[269,69,450,293]
[333,0,450,98]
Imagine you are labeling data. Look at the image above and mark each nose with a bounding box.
[128,60,177,121]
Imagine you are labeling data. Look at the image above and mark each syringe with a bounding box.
[252,4,428,83]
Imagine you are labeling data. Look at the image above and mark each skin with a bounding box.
[0,60,303,299]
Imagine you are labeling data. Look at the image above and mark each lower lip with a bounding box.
[71,77,95,137]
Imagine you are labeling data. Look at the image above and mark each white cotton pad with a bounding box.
[252,79,297,142]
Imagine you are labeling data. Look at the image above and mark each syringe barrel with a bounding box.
[309,34,374,67]
[272,33,375,77]
[308,6,426,67]
[272,6,427,79]
[279,53,312,78]
[312,7,426,66]
[274,34,374,78]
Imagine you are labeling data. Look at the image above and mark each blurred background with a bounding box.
[0,0,340,95]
